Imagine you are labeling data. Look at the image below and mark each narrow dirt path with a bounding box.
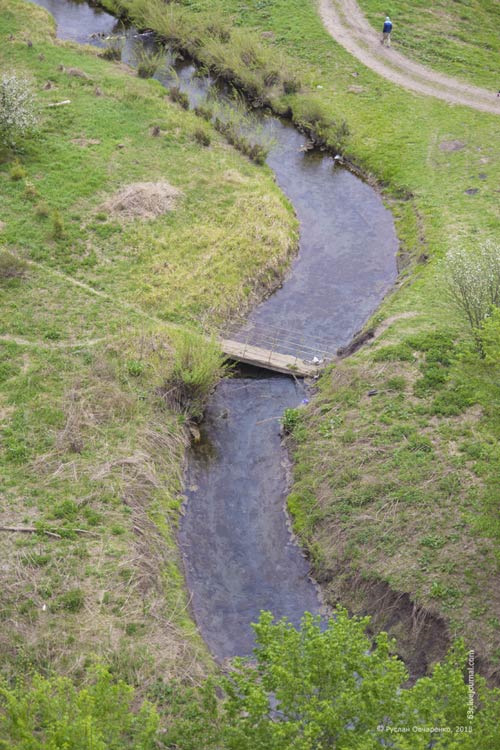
[0,334,106,349]
[319,0,500,115]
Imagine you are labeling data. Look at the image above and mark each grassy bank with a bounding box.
[358,0,500,90]
[0,0,297,691]
[108,0,500,675]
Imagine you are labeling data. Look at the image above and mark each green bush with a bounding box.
[163,610,500,749]
[0,666,158,749]
[169,85,189,109]
[51,210,64,239]
[404,330,454,359]
[163,330,227,419]
[35,201,50,218]
[385,375,406,391]
[281,407,301,434]
[127,359,144,377]
[53,588,85,613]
[0,250,27,280]
[414,363,449,396]
[9,159,26,181]
[431,386,474,416]
[99,38,123,61]
[193,126,211,146]
[194,103,213,120]
[134,47,165,79]
[373,343,415,362]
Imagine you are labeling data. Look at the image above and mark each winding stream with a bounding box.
[30,0,398,660]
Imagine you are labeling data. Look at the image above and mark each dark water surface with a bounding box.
[30,0,398,659]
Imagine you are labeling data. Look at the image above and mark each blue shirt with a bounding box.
[383,21,392,33]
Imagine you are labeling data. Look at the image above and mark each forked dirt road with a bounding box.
[318,0,500,115]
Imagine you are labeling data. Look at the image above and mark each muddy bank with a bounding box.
[317,564,450,681]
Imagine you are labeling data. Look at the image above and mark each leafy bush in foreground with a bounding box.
[163,610,500,750]
[2,612,500,748]
[0,666,158,749]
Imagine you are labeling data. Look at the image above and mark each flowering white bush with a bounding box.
[0,73,39,148]
[444,241,500,332]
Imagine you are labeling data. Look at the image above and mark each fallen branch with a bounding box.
[47,100,71,107]
[0,526,98,538]
[0,526,61,539]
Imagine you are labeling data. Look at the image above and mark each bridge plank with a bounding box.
[219,338,322,377]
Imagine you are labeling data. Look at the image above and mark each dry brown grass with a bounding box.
[101,181,182,222]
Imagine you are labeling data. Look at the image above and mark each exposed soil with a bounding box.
[318,0,500,115]
[319,565,451,682]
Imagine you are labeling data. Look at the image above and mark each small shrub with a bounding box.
[52,499,79,521]
[246,141,267,164]
[168,85,189,109]
[0,250,27,280]
[99,38,123,61]
[413,364,448,396]
[430,387,473,416]
[406,434,433,454]
[282,74,301,94]
[163,330,227,420]
[421,535,446,549]
[385,376,406,391]
[9,159,26,181]
[194,103,212,120]
[125,622,138,636]
[206,16,231,43]
[23,180,37,200]
[444,241,500,343]
[51,209,64,239]
[263,69,280,87]
[0,73,39,148]
[56,588,85,613]
[281,407,301,434]
[127,359,144,377]
[193,127,211,147]
[135,47,165,79]
[35,201,50,218]
[373,343,415,362]
[405,330,454,355]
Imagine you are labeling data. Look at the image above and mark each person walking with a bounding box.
[381,16,392,47]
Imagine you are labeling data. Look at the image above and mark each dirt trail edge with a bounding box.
[319,0,500,115]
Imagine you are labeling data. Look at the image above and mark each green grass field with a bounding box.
[0,0,297,689]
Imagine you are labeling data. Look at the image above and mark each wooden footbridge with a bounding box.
[218,323,336,377]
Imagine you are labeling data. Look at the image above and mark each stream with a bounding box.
[30,0,398,660]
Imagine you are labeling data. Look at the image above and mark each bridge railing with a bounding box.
[221,321,337,363]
